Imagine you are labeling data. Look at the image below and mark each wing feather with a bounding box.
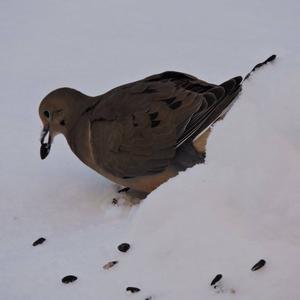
[87,72,241,178]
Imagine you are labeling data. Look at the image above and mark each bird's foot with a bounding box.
[118,187,130,193]
[112,187,148,206]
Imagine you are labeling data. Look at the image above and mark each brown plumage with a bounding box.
[39,71,242,195]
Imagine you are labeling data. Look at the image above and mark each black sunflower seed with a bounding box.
[61,275,77,284]
[118,243,130,253]
[32,237,46,246]
[126,287,140,293]
[112,198,118,205]
[251,259,266,271]
[210,274,222,286]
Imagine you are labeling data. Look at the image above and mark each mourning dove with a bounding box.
[39,55,275,196]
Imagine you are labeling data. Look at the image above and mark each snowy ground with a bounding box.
[1,1,300,299]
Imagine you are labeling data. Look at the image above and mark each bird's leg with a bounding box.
[112,186,130,205]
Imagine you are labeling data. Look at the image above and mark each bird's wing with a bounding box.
[88,71,242,178]
[176,75,242,146]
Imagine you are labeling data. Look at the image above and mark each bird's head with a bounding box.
[38,87,89,159]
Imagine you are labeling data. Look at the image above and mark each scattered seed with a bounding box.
[103,260,118,270]
[112,198,118,205]
[210,274,222,286]
[230,288,236,294]
[61,275,78,284]
[118,243,130,253]
[126,287,140,293]
[251,259,266,271]
[32,237,46,246]
[145,297,152,300]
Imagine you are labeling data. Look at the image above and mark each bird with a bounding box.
[39,55,276,198]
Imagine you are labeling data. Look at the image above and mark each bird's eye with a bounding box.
[43,111,50,119]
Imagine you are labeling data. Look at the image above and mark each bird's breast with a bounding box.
[67,117,96,169]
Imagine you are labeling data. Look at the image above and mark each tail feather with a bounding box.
[244,54,277,80]
[177,55,276,148]
[177,77,242,147]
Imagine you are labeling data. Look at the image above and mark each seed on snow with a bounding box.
[61,275,78,284]
[251,259,266,271]
[118,243,130,253]
[210,274,222,286]
[103,260,118,270]
[126,287,140,293]
[32,237,46,246]
[112,198,118,205]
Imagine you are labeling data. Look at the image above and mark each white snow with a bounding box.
[1,1,300,299]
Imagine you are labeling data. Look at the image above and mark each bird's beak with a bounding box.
[40,124,52,160]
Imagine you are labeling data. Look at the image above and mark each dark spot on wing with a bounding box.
[185,83,211,93]
[161,97,181,110]
[60,120,66,126]
[169,101,182,110]
[151,120,160,128]
[161,97,176,105]
[149,112,158,120]
[132,114,138,127]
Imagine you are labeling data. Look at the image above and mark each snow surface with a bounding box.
[1,0,300,299]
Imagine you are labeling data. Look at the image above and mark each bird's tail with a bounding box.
[244,54,277,81]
